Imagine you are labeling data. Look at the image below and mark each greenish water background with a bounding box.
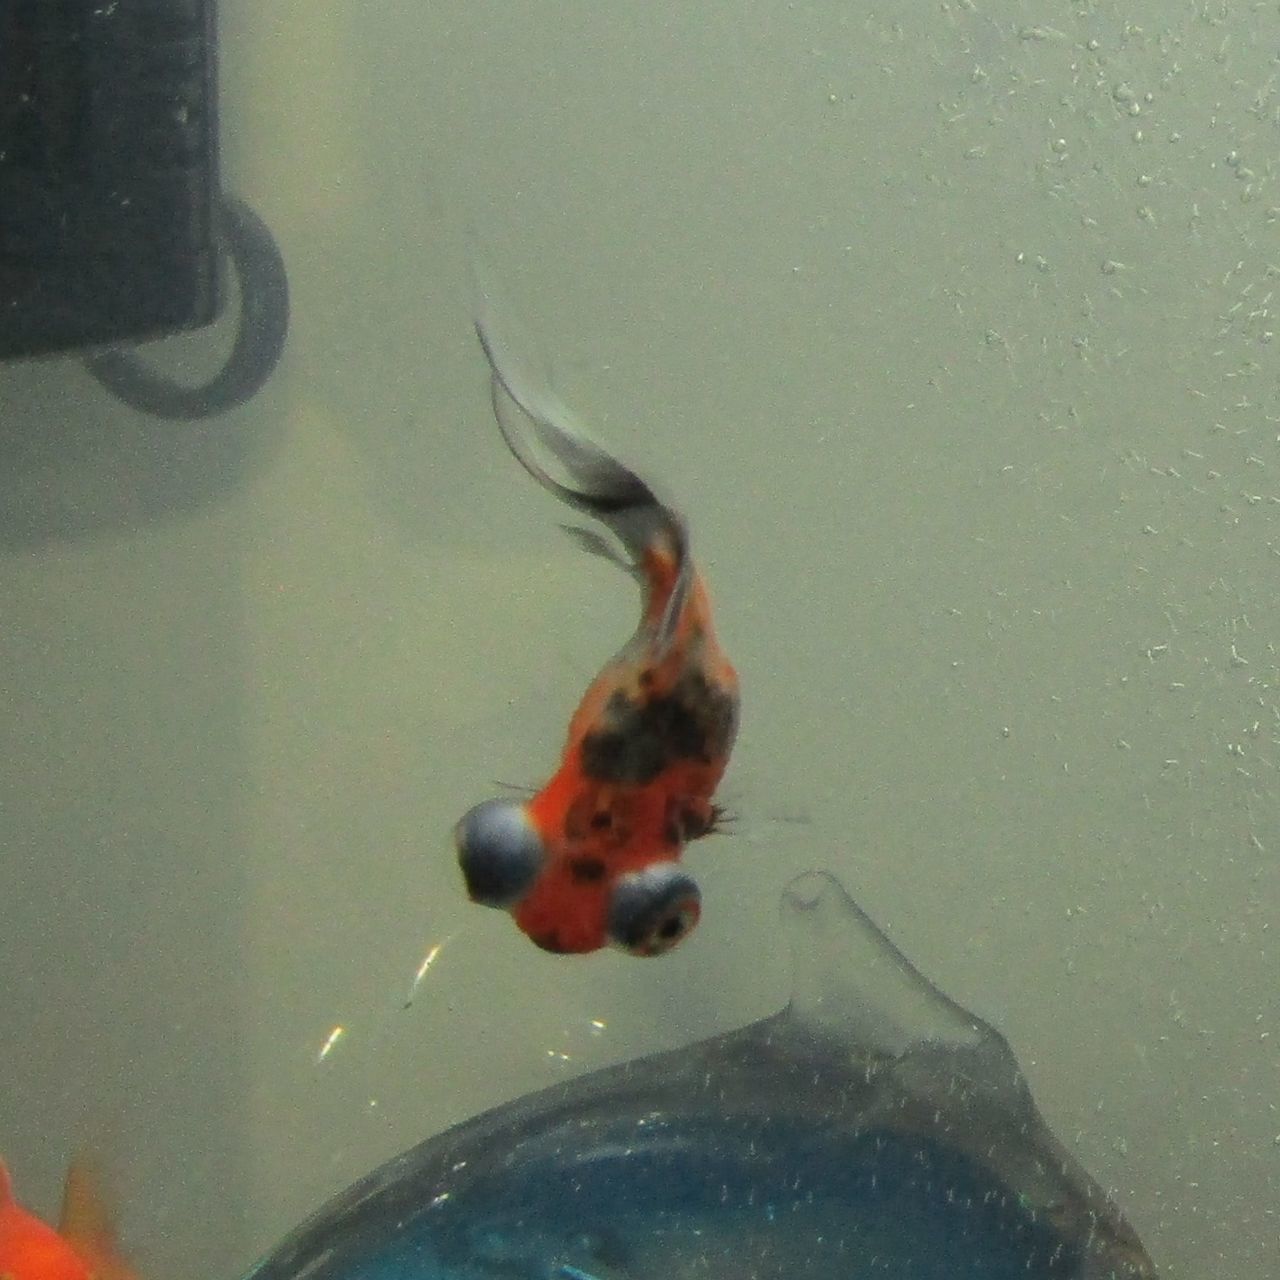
[2,3,1276,1277]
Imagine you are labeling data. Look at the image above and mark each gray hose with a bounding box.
[84,194,288,420]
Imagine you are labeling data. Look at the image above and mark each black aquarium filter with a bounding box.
[0,0,287,418]
[0,0,219,357]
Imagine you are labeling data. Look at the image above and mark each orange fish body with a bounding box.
[0,1159,137,1280]
[455,292,739,956]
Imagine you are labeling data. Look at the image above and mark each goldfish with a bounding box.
[453,291,739,956]
[0,1158,138,1280]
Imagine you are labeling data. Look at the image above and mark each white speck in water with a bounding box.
[404,936,454,1008]
[316,1025,346,1064]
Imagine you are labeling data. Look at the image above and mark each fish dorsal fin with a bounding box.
[58,1158,116,1258]
[650,517,693,658]
[780,870,987,1058]
[0,1159,13,1208]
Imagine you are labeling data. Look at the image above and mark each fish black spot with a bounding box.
[569,856,606,883]
[531,929,572,954]
[580,675,738,784]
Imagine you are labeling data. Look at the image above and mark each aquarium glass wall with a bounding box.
[2,3,1276,1278]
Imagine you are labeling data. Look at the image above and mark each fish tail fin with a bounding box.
[472,267,692,646]
[556,523,639,576]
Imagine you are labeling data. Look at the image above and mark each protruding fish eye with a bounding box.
[454,799,546,908]
[607,864,701,957]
